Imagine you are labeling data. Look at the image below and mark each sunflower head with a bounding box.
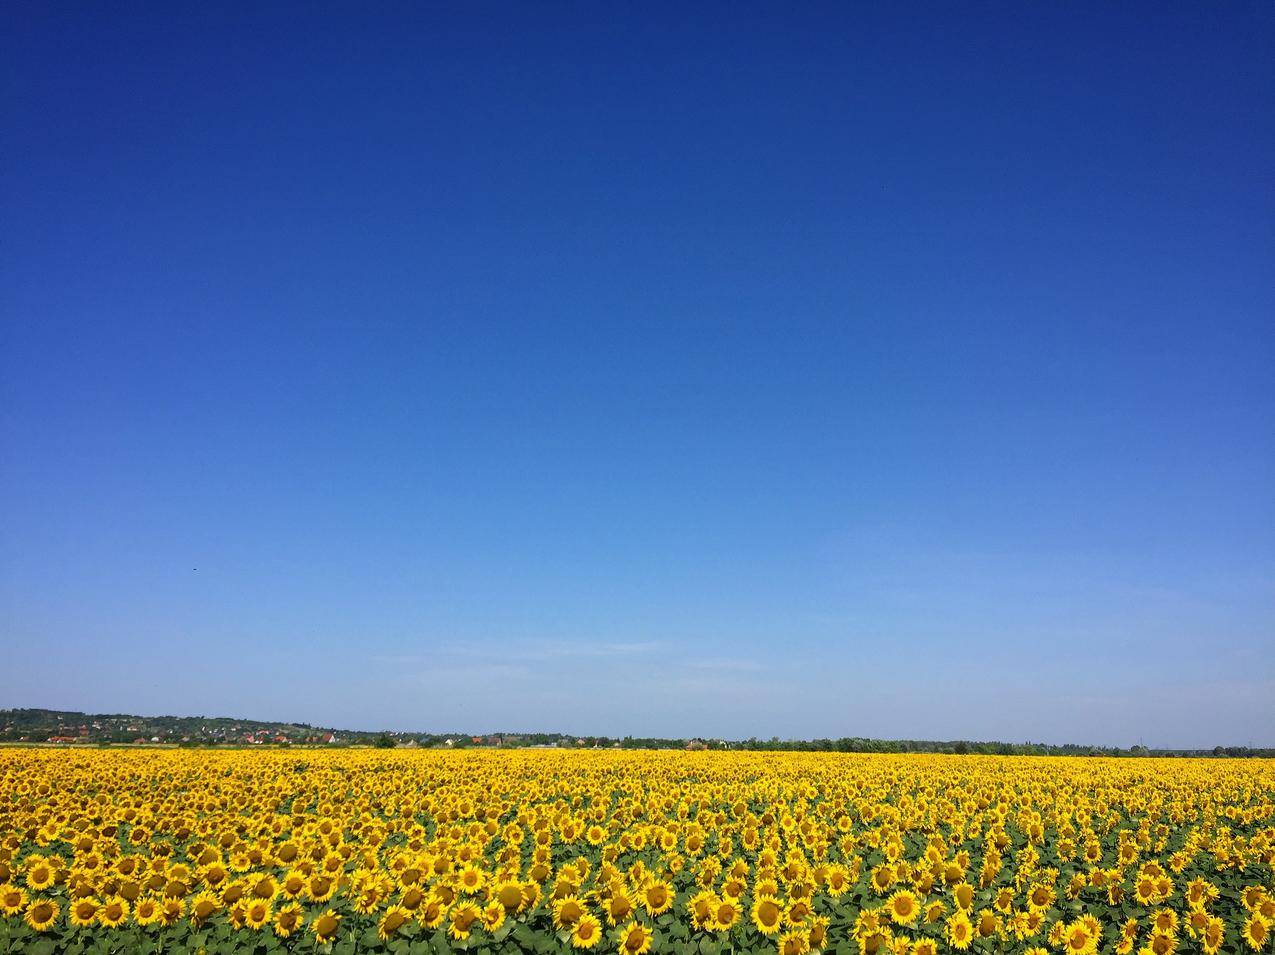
[25,898,59,932]
[617,920,654,955]
[312,908,341,943]
[888,890,920,925]
[571,913,603,949]
[1241,915,1268,953]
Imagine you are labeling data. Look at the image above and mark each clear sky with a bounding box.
[2,2,1272,748]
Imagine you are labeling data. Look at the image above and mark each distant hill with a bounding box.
[0,707,575,748]
[1,707,358,745]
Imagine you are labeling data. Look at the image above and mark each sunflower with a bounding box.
[449,901,482,940]
[554,894,588,928]
[482,900,506,932]
[952,882,974,911]
[1079,915,1102,943]
[189,890,220,924]
[994,887,1015,914]
[200,861,229,887]
[854,907,884,941]
[605,886,634,925]
[312,908,341,944]
[25,898,59,932]
[1185,878,1210,907]
[753,894,784,935]
[807,915,829,951]
[134,896,162,926]
[160,898,184,927]
[1135,877,1158,905]
[1048,921,1069,948]
[398,885,426,911]
[617,920,654,955]
[1202,918,1224,955]
[379,904,413,940]
[911,941,938,955]
[1185,909,1211,939]
[281,869,306,898]
[522,880,542,911]
[221,879,246,906]
[871,864,896,895]
[1,884,29,917]
[947,911,974,951]
[319,851,343,875]
[306,873,337,903]
[571,912,603,949]
[98,896,129,928]
[420,896,448,928]
[494,879,525,912]
[643,880,674,916]
[683,889,712,930]
[457,863,486,895]
[433,882,456,905]
[1064,920,1098,955]
[353,883,384,915]
[24,859,57,892]
[1152,909,1178,936]
[709,897,740,932]
[274,901,303,938]
[249,874,278,901]
[70,896,100,927]
[779,927,812,955]
[1017,910,1047,940]
[977,908,1000,939]
[887,890,920,926]
[243,898,272,930]
[780,897,810,928]
[1242,914,1268,952]
[1026,883,1055,912]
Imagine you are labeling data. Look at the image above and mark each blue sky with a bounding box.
[2,2,1272,747]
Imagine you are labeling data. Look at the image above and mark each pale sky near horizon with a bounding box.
[2,2,1272,748]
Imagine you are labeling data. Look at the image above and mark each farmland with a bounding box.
[0,750,1272,955]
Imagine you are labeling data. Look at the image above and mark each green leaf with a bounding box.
[514,925,538,946]
[434,928,455,955]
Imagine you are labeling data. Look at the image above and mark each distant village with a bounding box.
[0,709,727,750]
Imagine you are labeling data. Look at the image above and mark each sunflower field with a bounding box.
[1,750,1272,955]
